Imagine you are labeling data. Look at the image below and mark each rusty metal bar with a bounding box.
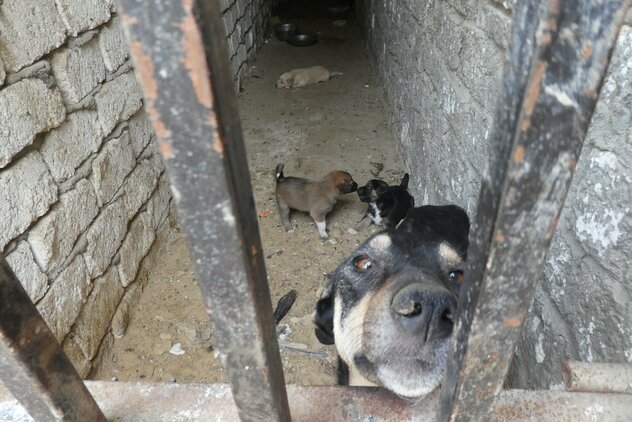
[562,361,632,394]
[0,257,107,421]
[114,0,291,421]
[438,0,631,420]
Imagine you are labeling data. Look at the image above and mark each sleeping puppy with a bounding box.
[275,164,358,238]
[350,173,414,233]
[275,66,342,89]
[314,205,470,398]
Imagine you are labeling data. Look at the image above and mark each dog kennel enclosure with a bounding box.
[1,0,631,420]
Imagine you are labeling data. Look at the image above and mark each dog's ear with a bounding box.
[400,173,410,188]
[314,276,335,345]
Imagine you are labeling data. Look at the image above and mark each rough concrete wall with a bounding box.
[0,0,172,377]
[218,0,274,89]
[358,0,632,388]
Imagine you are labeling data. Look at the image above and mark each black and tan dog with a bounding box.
[350,173,415,233]
[314,205,470,398]
[275,164,358,238]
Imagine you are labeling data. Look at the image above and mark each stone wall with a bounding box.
[218,0,274,88]
[0,0,172,377]
[358,0,632,388]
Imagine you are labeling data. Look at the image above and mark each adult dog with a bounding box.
[314,205,470,398]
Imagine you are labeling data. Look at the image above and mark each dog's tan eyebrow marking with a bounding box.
[369,234,392,251]
[439,242,461,266]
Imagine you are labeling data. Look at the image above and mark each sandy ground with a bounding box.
[92,15,403,386]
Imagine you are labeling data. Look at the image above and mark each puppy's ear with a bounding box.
[314,276,335,345]
[400,173,410,189]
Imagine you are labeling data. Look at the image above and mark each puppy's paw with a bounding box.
[347,228,358,235]
[328,238,338,245]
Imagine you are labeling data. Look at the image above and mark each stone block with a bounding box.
[5,241,49,303]
[50,38,107,104]
[98,16,129,72]
[0,0,67,72]
[62,336,92,378]
[54,0,111,36]
[90,131,136,206]
[128,111,154,157]
[0,79,66,168]
[111,281,143,338]
[0,152,58,250]
[72,266,124,359]
[146,174,173,230]
[95,71,143,135]
[0,57,5,86]
[40,110,104,183]
[120,152,163,219]
[83,199,129,279]
[118,212,155,287]
[28,179,99,273]
[36,256,91,342]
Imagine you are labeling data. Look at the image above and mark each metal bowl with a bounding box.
[274,23,298,41]
[287,33,318,47]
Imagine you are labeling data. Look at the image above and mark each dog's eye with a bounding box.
[353,256,373,271]
[449,270,464,285]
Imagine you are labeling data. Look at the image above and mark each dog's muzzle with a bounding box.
[357,186,371,202]
[341,181,358,194]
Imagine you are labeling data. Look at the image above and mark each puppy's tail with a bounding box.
[329,71,343,78]
[275,164,285,183]
[400,173,410,189]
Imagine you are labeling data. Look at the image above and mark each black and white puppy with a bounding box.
[315,205,470,399]
[350,174,414,234]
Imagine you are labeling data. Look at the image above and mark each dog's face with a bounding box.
[330,171,358,194]
[315,208,469,399]
[357,179,390,202]
[275,72,294,88]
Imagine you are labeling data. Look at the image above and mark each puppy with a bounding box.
[350,173,414,233]
[314,205,470,398]
[275,164,358,238]
[275,66,342,89]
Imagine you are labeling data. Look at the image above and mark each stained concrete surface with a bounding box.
[92,15,405,385]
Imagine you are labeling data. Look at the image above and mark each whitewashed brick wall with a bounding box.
[0,0,172,377]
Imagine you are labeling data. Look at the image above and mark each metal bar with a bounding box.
[562,361,632,394]
[0,257,107,421]
[2,382,631,421]
[438,0,631,420]
[114,1,291,421]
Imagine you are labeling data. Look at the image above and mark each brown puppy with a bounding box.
[275,164,358,238]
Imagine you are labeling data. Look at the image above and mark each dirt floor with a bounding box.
[92,14,404,386]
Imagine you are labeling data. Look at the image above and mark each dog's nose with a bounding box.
[390,282,456,342]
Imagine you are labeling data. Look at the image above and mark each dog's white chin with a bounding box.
[374,341,449,399]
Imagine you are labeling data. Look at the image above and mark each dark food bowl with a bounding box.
[274,23,298,41]
[287,33,318,47]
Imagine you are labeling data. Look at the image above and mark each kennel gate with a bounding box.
[0,0,631,420]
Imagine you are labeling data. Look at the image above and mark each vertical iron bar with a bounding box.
[438,0,631,420]
[114,1,291,421]
[0,257,107,421]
